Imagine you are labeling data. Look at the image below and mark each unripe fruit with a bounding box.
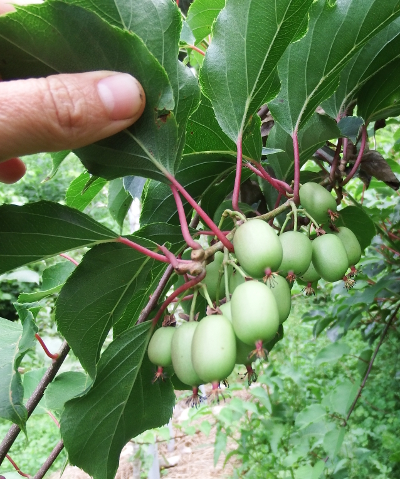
[266,275,291,324]
[299,183,337,224]
[191,315,236,383]
[199,251,225,302]
[278,231,312,277]
[229,267,246,293]
[171,322,202,387]
[219,302,253,364]
[233,220,283,279]
[231,281,279,346]
[298,261,321,283]
[312,235,349,282]
[148,327,175,367]
[333,227,361,266]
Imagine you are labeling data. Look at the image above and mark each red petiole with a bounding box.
[170,184,201,250]
[35,333,59,360]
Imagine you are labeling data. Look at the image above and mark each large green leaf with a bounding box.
[0,318,27,430]
[0,201,117,274]
[269,0,400,134]
[45,371,92,412]
[266,113,340,181]
[55,223,186,377]
[200,0,313,142]
[322,17,400,118]
[357,59,400,123]
[336,206,376,251]
[0,1,179,182]
[66,172,107,212]
[66,0,200,160]
[186,0,225,44]
[61,322,175,479]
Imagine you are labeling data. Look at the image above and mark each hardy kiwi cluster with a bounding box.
[147,183,362,404]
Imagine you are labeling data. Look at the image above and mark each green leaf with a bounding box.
[250,386,272,414]
[108,179,133,232]
[323,379,359,416]
[315,342,350,366]
[200,0,313,142]
[295,404,326,428]
[66,172,107,212]
[0,1,178,182]
[45,371,92,412]
[0,201,117,275]
[61,322,175,479]
[337,116,364,144]
[22,368,48,416]
[0,317,32,430]
[357,58,400,123]
[180,20,195,45]
[266,113,340,181]
[19,262,76,303]
[336,206,376,251]
[45,151,71,182]
[322,17,400,118]
[269,0,400,134]
[186,0,225,44]
[323,427,346,459]
[214,427,227,466]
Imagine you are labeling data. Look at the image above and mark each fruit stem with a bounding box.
[223,247,230,301]
[297,209,321,231]
[279,211,294,235]
[59,253,79,265]
[152,271,206,327]
[117,237,169,263]
[35,333,59,361]
[290,201,298,231]
[170,183,202,250]
[200,283,215,309]
[342,124,367,186]
[189,289,198,322]
[232,134,243,212]
[292,130,300,205]
[226,260,248,280]
[165,173,234,252]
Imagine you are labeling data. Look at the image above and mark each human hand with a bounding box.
[0,0,146,184]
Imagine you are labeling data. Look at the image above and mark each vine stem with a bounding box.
[116,237,169,263]
[342,125,367,186]
[165,173,234,251]
[345,303,400,423]
[151,271,206,327]
[329,138,343,183]
[0,341,70,464]
[6,455,30,477]
[35,333,59,360]
[232,134,243,212]
[59,253,79,265]
[183,44,205,56]
[33,441,64,479]
[170,184,201,250]
[292,130,300,204]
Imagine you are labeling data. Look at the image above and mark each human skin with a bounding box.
[0,0,146,183]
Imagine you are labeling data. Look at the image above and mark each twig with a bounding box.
[137,264,175,324]
[33,441,64,479]
[345,303,400,423]
[0,342,70,464]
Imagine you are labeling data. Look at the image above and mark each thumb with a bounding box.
[0,71,145,162]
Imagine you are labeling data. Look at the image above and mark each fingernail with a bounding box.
[97,73,144,121]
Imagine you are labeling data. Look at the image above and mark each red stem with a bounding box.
[47,411,60,428]
[157,244,180,268]
[342,125,367,186]
[6,455,30,477]
[292,130,300,204]
[166,174,234,252]
[117,237,169,263]
[184,45,205,56]
[35,334,59,360]
[152,271,206,327]
[172,294,194,302]
[170,184,201,250]
[329,138,343,183]
[246,161,292,194]
[59,253,79,266]
[232,135,243,212]
[194,231,230,236]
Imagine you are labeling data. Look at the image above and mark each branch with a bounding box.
[0,341,70,464]
[346,303,400,423]
[137,264,175,324]
[33,441,64,479]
